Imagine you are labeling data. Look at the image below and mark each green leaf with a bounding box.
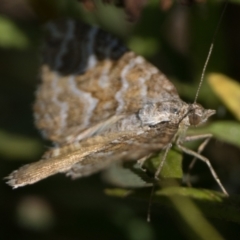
[0,16,29,49]
[102,149,183,188]
[0,130,42,160]
[188,121,240,148]
[106,186,240,224]
[208,73,240,121]
[144,149,183,179]
[102,162,154,188]
[128,37,159,57]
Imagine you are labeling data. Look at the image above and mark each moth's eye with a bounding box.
[188,113,201,126]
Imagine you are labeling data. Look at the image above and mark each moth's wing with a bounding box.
[65,139,159,179]
[35,19,179,146]
[6,141,106,189]
[35,19,129,145]
[6,123,177,188]
[6,132,124,188]
[61,115,125,144]
[66,122,178,179]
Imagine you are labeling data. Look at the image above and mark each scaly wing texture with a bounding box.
[34,19,180,145]
[7,122,177,188]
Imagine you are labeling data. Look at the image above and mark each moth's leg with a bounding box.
[176,137,228,196]
[137,154,152,171]
[183,134,212,187]
[155,143,172,179]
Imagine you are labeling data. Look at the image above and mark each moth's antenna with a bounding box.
[194,0,229,103]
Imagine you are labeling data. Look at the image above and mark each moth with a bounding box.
[6,19,228,195]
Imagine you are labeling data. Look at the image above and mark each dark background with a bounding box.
[1,0,240,239]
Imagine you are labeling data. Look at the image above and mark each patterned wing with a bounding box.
[7,122,178,188]
[34,19,180,145]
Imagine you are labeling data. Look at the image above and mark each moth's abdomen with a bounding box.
[34,19,179,144]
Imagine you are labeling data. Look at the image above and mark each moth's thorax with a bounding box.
[138,99,188,126]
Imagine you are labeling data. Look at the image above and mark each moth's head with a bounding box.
[187,103,216,126]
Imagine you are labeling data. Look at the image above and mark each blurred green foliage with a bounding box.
[0,16,29,49]
[1,0,240,240]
